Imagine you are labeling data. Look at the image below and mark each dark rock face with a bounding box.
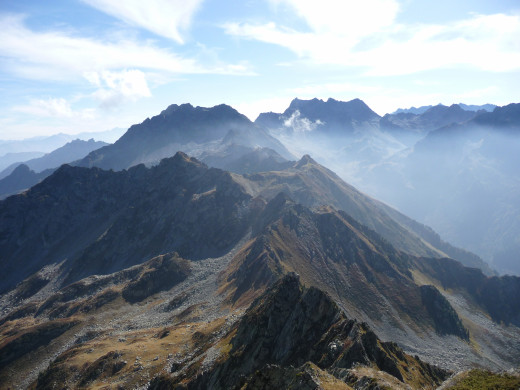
[417,257,520,326]
[254,111,284,129]
[121,253,190,303]
[420,285,469,339]
[0,152,252,292]
[235,362,350,390]
[77,351,127,387]
[190,274,450,389]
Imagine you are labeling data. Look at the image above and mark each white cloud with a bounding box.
[270,0,399,42]
[284,110,323,132]
[87,69,152,108]
[0,14,249,82]
[81,0,204,44]
[225,2,520,75]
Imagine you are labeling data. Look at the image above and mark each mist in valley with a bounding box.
[260,102,520,276]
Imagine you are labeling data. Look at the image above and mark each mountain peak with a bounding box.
[284,97,380,127]
[12,163,31,175]
[472,102,520,128]
[295,154,317,168]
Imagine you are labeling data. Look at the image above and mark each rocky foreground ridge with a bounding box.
[0,153,519,389]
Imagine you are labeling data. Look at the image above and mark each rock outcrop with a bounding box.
[187,274,450,389]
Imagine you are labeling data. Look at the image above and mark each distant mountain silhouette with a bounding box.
[0,128,123,156]
[472,103,520,129]
[78,103,293,171]
[394,103,496,115]
[0,139,108,199]
[256,97,381,134]
[371,103,520,275]
[0,139,108,180]
[0,152,45,172]
[0,164,54,199]
[381,104,478,133]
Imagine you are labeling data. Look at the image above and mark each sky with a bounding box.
[0,0,519,140]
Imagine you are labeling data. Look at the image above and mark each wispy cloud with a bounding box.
[0,13,250,82]
[81,0,204,44]
[225,1,520,75]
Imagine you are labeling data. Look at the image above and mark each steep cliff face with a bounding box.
[420,285,469,340]
[415,257,520,326]
[187,274,449,389]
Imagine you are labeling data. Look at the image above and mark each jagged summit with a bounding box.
[295,153,318,168]
[78,102,292,171]
[158,102,244,119]
[473,102,520,128]
[188,273,450,389]
[284,97,380,124]
[381,103,478,133]
[255,97,380,135]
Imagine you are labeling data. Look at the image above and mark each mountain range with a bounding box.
[1,99,520,389]
[78,103,293,172]
[0,139,108,199]
[0,128,124,156]
[393,103,496,115]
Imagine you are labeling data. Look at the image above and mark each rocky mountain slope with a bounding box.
[0,152,253,293]
[236,154,492,273]
[0,152,45,172]
[1,152,519,389]
[180,274,450,389]
[2,98,520,389]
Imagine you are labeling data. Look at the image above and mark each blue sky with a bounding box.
[0,0,519,139]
